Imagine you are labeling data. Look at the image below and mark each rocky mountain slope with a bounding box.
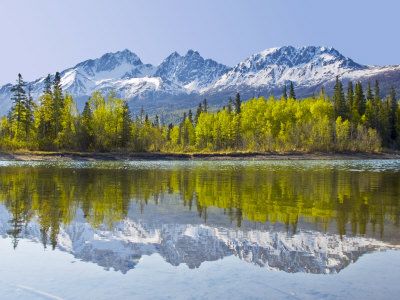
[0,46,399,116]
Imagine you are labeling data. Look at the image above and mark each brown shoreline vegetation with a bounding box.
[1,150,400,162]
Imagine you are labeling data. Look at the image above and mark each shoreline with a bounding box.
[0,151,400,161]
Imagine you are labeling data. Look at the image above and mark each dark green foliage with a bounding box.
[10,73,29,139]
[1,76,400,152]
[289,82,296,99]
[43,74,52,95]
[346,81,354,114]
[333,76,347,119]
[353,82,366,120]
[195,102,203,124]
[388,87,398,142]
[235,92,241,114]
[79,101,94,150]
[52,72,64,141]
[366,82,373,102]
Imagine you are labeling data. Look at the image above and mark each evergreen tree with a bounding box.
[43,74,52,95]
[153,114,160,128]
[24,86,35,139]
[9,73,28,139]
[374,80,381,103]
[36,93,53,149]
[195,102,203,124]
[289,82,296,99]
[52,71,64,143]
[371,80,382,132]
[353,82,365,119]
[234,92,241,114]
[188,109,193,124]
[79,101,94,150]
[388,87,398,142]
[346,81,354,114]
[282,85,287,100]
[333,76,347,119]
[366,82,373,102]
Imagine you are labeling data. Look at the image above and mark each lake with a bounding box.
[0,159,399,300]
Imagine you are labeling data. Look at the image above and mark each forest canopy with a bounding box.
[1,74,399,153]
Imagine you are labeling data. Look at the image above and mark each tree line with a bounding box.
[1,73,399,152]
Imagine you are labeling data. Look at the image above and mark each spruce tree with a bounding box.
[374,80,381,103]
[353,82,365,118]
[25,86,35,138]
[373,80,382,132]
[10,73,28,139]
[234,92,241,114]
[289,82,296,99]
[52,72,64,143]
[346,81,354,116]
[188,109,193,124]
[153,115,160,128]
[333,76,347,119]
[43,74,52,95]
[366,82,373,102]
[388,87,398,142]
[79,101,93,150]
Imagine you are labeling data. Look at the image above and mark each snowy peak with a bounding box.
[70,49,156,82]
[75,49,142,73]
[246,46,364,70]
[210,46,370,92]
[0,45,399,116]
[233,45,365,75]
[155,49,230,90]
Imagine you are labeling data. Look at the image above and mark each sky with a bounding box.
[0,0,399,85]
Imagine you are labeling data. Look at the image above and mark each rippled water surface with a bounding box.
[0,159,399,299]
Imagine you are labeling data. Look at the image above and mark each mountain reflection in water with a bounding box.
[0,160,399,274]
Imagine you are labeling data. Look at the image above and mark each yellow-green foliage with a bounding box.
[0,92,391,153]
[1,164,399,248]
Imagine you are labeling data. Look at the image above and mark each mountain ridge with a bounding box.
[1,46,399,116]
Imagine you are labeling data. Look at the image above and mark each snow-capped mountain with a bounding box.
[207,46,365,93]
[155,50,230,91]
[0,46,399,116]
[205,46,400,101]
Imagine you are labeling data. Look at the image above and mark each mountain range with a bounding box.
[1,46,399,117]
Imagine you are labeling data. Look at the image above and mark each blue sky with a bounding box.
[0,0,399,84]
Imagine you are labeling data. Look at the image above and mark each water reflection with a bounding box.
[0,161,399,274]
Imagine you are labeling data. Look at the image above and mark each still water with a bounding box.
[0,160,399,299]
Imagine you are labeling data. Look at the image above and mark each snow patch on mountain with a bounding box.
[207,46,366,92]
[155,49,230,91]
[1,45,400,115]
